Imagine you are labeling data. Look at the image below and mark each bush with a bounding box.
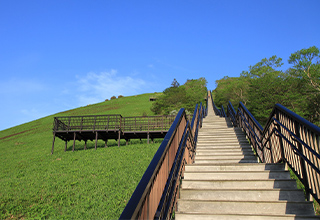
[110,96,117,100]
[118,95,124,98]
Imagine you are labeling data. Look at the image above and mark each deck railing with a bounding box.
[53,115,176,133]
[227,101,320,204]
[119,103,205,220]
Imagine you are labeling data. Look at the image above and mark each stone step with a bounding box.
[175,213,320,220]
[194,159,258,164]
[177,200,315,216]
[196,145,250,150]
[185,163,285,172]
[195,155,256,160]
[196,143,252,147]
[183,171,291,180]
[195,151,254,156]
[179,189,306,202]
[181,179,298,190]
[197,136,248,140]
[197,140,249,144]
[196,147,253,152]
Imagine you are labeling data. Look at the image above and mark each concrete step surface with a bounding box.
[181,179,298,190]
[195,151,254,156]
[185,163,286,172]
[180,188,306,202]
[176,213,320,220]
[193,159,258,164]
[183,171,291,180]
[177,200,315,216]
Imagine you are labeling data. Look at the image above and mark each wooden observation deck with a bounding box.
[51,114,176,154]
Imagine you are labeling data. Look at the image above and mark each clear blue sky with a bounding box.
[1,0,319,131]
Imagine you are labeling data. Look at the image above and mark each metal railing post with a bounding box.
[294,120,311,200]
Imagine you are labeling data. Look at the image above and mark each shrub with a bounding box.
[118,95,124,98]
[110,96,117,100]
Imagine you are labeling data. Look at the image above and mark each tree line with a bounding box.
[151,78,207,115]
[213,46,320,126]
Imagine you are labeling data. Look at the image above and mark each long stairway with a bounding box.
[176,100,318,219]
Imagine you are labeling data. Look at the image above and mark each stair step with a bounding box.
[196,148,253,152]
[183,171,291,180]
[195,155,256,160]
[179,189,306,202]
[185,163,285,172]
[196,146,252,149]
[181,179,298,190]
[196,144,252,148]
[197,140,249,144]
[177,200,315,216]
[195,151,253,156]
[194,159,258,164]
[175,213,320,220]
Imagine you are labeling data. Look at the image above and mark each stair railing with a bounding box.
[119,102,205,220]
[229,101,320,204]
[227,101,237,126]
[220,105,226,117]
[210,91,221,116]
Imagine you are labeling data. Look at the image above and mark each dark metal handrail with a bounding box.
[227,101,237,126]
[119,101,205,219]
[210,92,221,116]
[229,101,320,204]
[220,105,226,117]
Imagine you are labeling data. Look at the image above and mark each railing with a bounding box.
[227,101,237,127]
[210,91,226,117]
[119,103,205,220]
[229,101,320,204]
[220,105,226,117]
[122,116,176,132]
[53,115,175,133]
[53,115,122,132]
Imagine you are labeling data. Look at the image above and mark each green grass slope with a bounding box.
[0,93,162,219]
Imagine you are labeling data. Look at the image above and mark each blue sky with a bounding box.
[1,0,319,131]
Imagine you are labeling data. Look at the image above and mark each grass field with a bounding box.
[0,93,162,219]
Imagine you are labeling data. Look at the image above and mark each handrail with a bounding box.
[227,101,237,126]
[210,92,221,116]
[220,105,226,117]
[228,101,320,204]
[119,101,205,219]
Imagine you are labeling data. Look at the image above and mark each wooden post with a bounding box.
[118,130,121,147]
[84,140,87,150]
[51,132,56,154]
[65,141,68,152]
[72,132,76,152]
[147,132,149,144]
[95,132,98,150]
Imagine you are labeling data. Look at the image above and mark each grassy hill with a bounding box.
[0,93,162,219]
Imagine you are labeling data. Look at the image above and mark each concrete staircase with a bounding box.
[176,103,318,219]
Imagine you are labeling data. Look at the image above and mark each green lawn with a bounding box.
[0,93,162,219]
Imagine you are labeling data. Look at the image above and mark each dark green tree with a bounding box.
[288,46,320,124]
[151,78,207,115]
